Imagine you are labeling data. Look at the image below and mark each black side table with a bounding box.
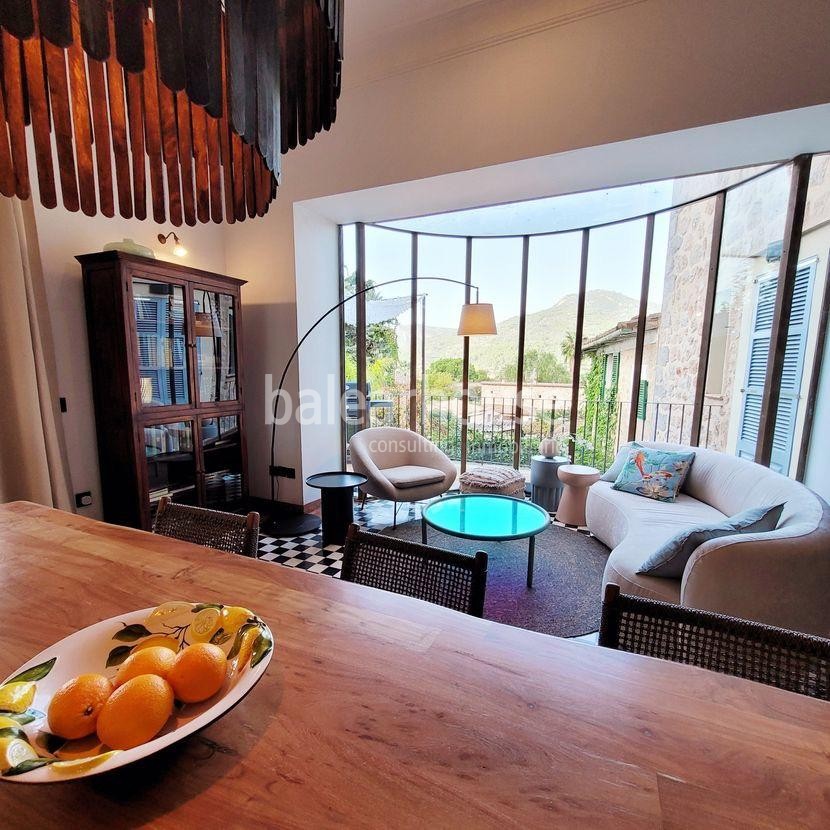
[305,472,368,546]
[530,455,570,513]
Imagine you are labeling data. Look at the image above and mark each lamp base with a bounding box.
[260,511,321,538]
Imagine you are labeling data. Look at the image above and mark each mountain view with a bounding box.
[398,289,639,377]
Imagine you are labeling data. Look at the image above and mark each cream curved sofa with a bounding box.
[586,441,830,637]
[349,427,457,505]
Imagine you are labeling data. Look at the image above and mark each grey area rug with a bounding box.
[382,521,610,638]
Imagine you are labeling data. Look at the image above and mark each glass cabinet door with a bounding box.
[193,289,238,403]
[201,415,243,508]
[144,421,197,518]
[133,279,191,407]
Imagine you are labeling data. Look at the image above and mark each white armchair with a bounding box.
[349,427,457,524]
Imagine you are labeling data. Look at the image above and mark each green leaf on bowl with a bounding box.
[3,758,54,777]
[35,731,67,755]
[106,645,133,667]
[0,726,27,742]
[191,603,223,613]
[6,657,57,684]
[250,630,273,668]
[113,623,153,642]
[210,628,232,646]
[2,709,44,725]
[227,623,259,660]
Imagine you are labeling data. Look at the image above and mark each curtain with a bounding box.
[0,197,74,510]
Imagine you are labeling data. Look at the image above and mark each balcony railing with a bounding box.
[345,394,723,473]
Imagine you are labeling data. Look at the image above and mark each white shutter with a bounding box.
[736,263,815,472]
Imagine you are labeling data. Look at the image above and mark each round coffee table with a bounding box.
[556,465,601,526]
[306,472,368,546]
[421,494,550,589]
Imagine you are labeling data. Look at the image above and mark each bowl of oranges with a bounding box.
[0,601,273,783]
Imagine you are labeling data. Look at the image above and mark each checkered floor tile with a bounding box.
[257,497,589,577]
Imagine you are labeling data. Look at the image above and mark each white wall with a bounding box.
[18,0,830,510]
[293,205,342,503]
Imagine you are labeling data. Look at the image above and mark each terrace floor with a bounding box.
[255,494,601,642]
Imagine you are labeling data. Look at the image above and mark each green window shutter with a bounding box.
[600,354,608,400]
[611,353,620,392]
[637,379,649,420]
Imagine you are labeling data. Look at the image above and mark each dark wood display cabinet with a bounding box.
[79,251,249,530]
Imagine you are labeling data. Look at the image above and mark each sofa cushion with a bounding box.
[637,503,785,578]
[611,446,695,502]
[589,481,727,549]
[382,465,445,490]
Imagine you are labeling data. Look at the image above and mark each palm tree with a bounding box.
[561,331,575,373]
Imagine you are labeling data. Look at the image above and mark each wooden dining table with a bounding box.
[1,501,828,829]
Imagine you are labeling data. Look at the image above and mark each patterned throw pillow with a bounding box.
[600,441,643,482]
[611,446,695,502]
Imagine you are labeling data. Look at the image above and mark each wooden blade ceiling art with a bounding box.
[0,0,343,224]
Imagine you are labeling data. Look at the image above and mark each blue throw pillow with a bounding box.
[611,446,695,502]
[600,442,643,482]
[638,503,785,578]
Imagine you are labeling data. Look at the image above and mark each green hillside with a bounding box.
[399,289,638,377]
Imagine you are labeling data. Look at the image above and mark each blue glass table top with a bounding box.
[422,494,550,541]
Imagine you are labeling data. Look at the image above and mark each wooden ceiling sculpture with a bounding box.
[0,0,343,224]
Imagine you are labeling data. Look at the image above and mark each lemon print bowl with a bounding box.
[0,601,273,783]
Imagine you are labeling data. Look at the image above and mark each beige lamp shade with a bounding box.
[457,303,497,336]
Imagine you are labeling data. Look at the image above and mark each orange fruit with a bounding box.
[133,635,179,653]
[96,674,174,750]
[113,646,177,688]
[48,674,113,740]
[167,643,227,703]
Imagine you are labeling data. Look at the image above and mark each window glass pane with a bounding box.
[145,421,196,519]
[341,224,358,458]
[795,154,830,484]
[381,164,771,237]
[360,225,412,434]
[202,415,243,508]
[520,233,583,467]
[640,198,716,445]
[415,235,468,461]
[468,237,523,466]
[702,164,793,462]
[133,279,189,407]
[579,219,646,470]
[193,290,237,402]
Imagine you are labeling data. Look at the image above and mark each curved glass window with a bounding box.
[341,156,824,484]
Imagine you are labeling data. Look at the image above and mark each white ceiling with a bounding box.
[345,0,486,46]
[341,0,584,89]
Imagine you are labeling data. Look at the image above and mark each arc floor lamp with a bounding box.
[263,277,497,537]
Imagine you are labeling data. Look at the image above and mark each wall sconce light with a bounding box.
[158,232,188,258]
